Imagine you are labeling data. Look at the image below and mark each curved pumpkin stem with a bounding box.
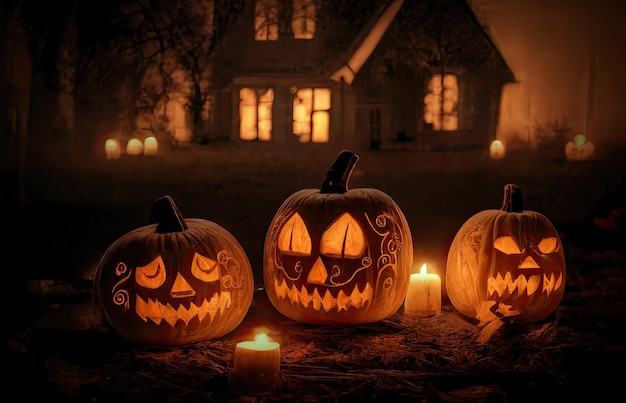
[149,195,189,233]
[501,184,523,213]
[320,150,360,194]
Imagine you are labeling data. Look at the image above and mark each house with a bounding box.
[205,0,515,151]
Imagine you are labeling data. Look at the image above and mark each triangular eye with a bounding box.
[494,236,521,254]
[320,213,366,258]
[278,213,312,255]
[135,256,167,289]
[191,252,220,282]
[537,237,559,254]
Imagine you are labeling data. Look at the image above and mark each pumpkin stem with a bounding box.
[149,195,189,233]
[320,150,359,194]
[501,184,523,213]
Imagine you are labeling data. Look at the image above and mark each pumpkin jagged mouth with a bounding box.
[487,272,563,299]
[272,277,373,311]
[135,292,232,326]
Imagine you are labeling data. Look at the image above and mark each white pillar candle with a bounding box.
[404,263,441,317]
[233,333,280,377]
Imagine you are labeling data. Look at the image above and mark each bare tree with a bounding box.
[76,0,244,147]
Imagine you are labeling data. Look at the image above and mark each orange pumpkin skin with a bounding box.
[446,184,566,323]
[94,196,254,345]
[263,150,413,324]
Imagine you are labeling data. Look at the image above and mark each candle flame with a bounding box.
[419,263,427,275]
[255,332,269,342]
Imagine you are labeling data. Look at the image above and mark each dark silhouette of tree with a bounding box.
[75,0,244,146]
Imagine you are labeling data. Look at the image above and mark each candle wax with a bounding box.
[234,338,280,377]
[404,267,441,317]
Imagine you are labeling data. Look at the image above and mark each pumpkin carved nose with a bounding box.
[518,256,539,269]
[171,273,196,298]
[307,257,328,285]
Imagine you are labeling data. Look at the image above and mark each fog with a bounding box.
[471,0,626,147]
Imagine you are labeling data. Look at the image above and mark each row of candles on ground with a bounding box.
[104,136,159,159]
[232,263,440,382]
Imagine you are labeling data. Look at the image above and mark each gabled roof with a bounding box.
[329,0,404,85]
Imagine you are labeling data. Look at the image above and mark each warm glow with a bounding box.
[240,88,274,141]
[143,136,158,156]
[254,0,279,41]
[565,137,595,161]
[233,330,280,378]
[126,138,144,156]
[573,134,586,146]
[404,263,441,317]
[489,139,506,160]
[104,138,121,160]
[254,332,269,343]
[293,88,330,143]
[424,74,458,131]
[292,0,316,39]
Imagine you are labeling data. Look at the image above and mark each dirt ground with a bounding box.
[2,137,625,401]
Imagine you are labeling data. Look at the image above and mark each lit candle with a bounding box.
[104,138,121,160]
[143,136,158,156]
[404,263,441,317]
[233,332,280,378]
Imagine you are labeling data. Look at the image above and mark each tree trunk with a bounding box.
[1,3,32,204]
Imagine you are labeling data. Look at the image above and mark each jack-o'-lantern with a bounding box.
[565,134,594,161]
[263,150,413,324]
[94,195,254,345]
[446,184,565,325]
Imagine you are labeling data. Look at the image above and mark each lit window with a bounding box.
[424,74,458,131]
[239,88,274,141]
[293,88,330,143]
[292,0,315,39]
[255,0,279,41]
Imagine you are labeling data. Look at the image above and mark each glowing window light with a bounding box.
[424,74,458,131]
[292,0,316,39]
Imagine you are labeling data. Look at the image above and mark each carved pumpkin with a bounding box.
[565,134,594,161]
[94,196,254,345]
[446,184,566,324]
[263,150,413,324]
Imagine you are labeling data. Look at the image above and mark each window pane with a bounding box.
[292,0,316,39]
[255,0,279,41]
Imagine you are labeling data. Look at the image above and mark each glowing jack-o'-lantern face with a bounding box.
[263,150,413,324]
[446,184,566,323]
[94,196,254,345]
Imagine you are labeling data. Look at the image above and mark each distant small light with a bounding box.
[144,136,158,156]
[104,138,121,160]
[489,139,506,160]
[573,134,586,146]
[126,138,144,156]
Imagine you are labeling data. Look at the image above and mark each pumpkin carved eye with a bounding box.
[191,253,220,282]
[537,237,559,254]
[321,213,366,258]
[136,256,167,289]
[493,236,520,254]
[278,213,312,255]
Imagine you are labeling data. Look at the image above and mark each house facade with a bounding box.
[205,0,515,151]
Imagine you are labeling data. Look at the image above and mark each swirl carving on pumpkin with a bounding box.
[112,262,132,310]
